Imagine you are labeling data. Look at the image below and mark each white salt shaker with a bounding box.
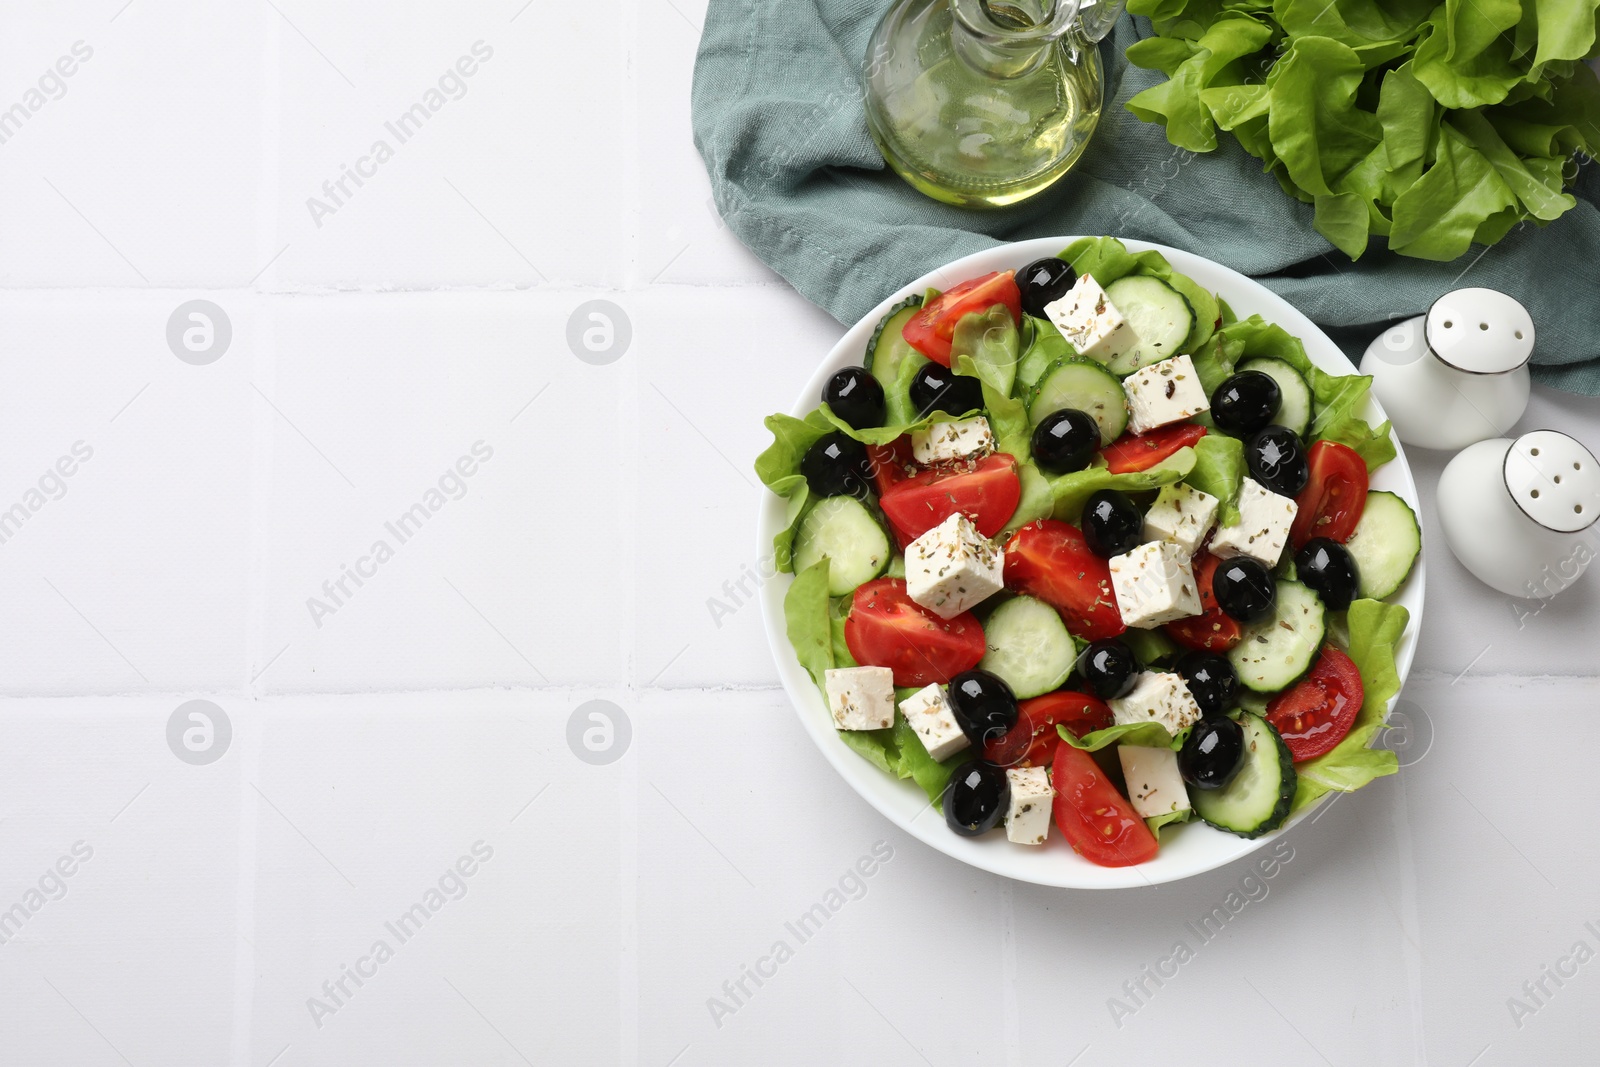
[1437,430,1600,598]
[1360,287,1533,451]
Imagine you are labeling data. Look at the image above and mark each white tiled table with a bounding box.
[1,4,1596,1065]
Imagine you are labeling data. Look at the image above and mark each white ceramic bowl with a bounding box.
[758,237,1425,889]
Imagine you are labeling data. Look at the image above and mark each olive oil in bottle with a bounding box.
[863,0,1118,208]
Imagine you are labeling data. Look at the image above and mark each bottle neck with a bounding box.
[950,0,1080,78]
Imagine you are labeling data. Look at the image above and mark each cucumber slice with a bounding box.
[1102,276,1195,375]
[1190,713,1296,838]
[793,496,891,597]
[1227,580,1326,693]
[1236,357,1312,437]
[1343,490,1421,600]
[978,596,1077,699]
[1026,357,1128,444]
[864,296,926,394]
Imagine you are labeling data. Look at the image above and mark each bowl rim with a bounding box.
[757,236,1426,889]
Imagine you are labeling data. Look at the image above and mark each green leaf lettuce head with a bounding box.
[1125,0,1600,260]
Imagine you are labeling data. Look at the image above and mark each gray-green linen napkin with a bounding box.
[692,6,1600,392]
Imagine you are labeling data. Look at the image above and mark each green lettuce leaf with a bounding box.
[783,558,905,774]
[1187,432,1246,526]
[1289,598,1409,813]
[893,716,964,806]
[1377,64,1438,197]
[785,558,837,693]
[784,559,960,800]
[1196,315,1397,473]
[1059,236,1219,354]
[951,304,1021,398]
[1059,720,1184,752]
[1146,808,1193,838]
[1526,0,1600,68]
[1411,0,1526,110]
[1122,627,1180,666]
[1016,315,1073,392]
[883,347,931,427]
[1267,36,1384,255]
[1449,107,1576,220]
[1273,0,1436,49]
[1390,121,1520,260]
[756,409,833,571]
[1048,449,1197,525]
[1127,15,1276,152]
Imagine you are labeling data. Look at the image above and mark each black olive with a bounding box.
[910,363,985,419]
[1017,258,1078,318]
[1247,425,1310,496]
[1176,652,1237,718]
[1296,538,1361,611]
[947,669,1019,746]
[800,431,873,499]
[1031,408,1100,474]
[1212,557,1276,623]
[1077,639,1138,700]
[943,760,1011,836]
[1081,489,1143,558]
[1210,371,1281,438]
[821,367,886,430]
[1178,716,1246,790]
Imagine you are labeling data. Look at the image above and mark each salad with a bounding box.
[756,237,1420,868]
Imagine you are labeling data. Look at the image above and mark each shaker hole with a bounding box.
[1515,330,1525,340]
[1479,322,1489,331]
[1443,320,1453,328]
[1531,489,1541,499]
[1555,475,1563,484]
[1575,462,1582,470]
[1531,448,1540,456]
[1577,505,1584,515]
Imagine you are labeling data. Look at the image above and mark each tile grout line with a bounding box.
[229,14,287,1064]
[619,0,645,1058]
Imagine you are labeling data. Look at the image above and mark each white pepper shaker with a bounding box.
[1437,430,1600,598]
[1360,287,1534,451]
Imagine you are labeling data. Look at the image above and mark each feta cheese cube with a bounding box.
[1142,482,1220,558]
[1124,354,1210,434]
[1209,477,1299,567]
[824,666,895,731]
[911,416,995,465]
[899,684,969,762]
[1005,766,1054,845]
[1118,745,1191,820]
[1109,540,1201,628]
[1043,274,1140,365]
[1110,671,1203,736]
[904,513,1005,619]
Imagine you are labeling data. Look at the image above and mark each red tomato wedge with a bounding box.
[865,437,915,499]
[1291,441,1369,550]
[1002,520,1126,641]
[901,271,1023,366]
[983,690,1115,768]
[1051,744,1159,867]
[878,452,1021,546]
[843,578,985,688]
[1102,423,1207,474]
[1265,646,1364,762]
[1163,551,1242,651]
